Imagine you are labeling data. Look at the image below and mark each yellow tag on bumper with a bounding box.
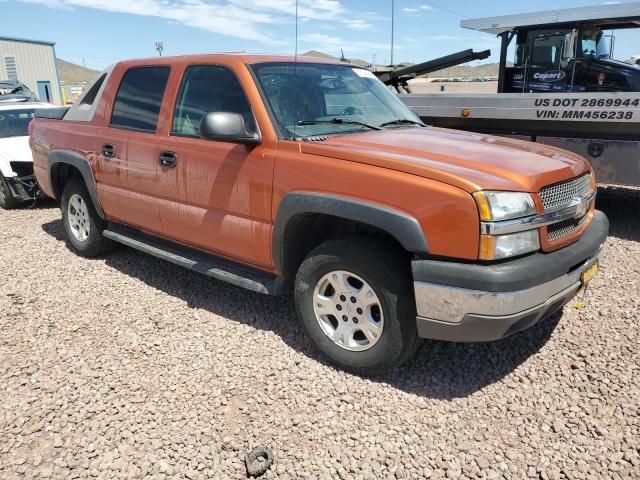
[581,262,599,286]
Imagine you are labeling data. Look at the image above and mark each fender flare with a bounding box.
[48,150,105,218]
[272,192,429,275]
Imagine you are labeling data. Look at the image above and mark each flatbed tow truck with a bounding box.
[399,3,640,186]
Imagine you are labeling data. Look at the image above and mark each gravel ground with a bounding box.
[1,186,638,479]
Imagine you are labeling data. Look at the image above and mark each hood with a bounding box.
[0,135,33,165]
[299,127,590,193]
[596,57,640,72]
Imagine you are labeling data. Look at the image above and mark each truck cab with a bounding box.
[460,3,640,94]
[506,24,640,93]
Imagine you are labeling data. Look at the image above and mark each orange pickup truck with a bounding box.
[30,54,608,375]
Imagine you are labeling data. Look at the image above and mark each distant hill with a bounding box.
[302,50,370,67]
[425,62,511,79]
[56,59,100,85]
[302,50,336,60]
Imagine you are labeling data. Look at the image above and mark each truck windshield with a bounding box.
[250,62,423,139]
[0,109,35,139]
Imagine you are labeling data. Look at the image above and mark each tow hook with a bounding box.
[245,447,274,477]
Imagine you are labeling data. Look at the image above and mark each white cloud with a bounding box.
[342,19,373,31]
[402,5,432,13]
[299,32,388,55]
[428,35,464,41]
[15,0,372,45]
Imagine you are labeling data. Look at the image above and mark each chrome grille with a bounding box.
[547,215,587,241]
[539,174,591,212]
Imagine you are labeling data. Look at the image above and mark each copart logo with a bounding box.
[533,71,566,82]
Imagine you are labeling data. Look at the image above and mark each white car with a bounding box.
[0,102,54,209]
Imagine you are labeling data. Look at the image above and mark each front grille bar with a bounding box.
[480,190,596,236]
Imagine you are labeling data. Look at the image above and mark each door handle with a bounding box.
[102,144,116,158]
[159,151,177,168]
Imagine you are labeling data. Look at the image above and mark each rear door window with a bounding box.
[171,65,255,137]
[110,66,170,132]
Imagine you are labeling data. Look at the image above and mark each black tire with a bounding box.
[61,177,114,257]
[294,238,420,376]
[0,174,21,210]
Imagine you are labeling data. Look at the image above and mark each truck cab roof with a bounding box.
[462,2,640,34]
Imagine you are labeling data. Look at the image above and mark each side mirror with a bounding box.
[200,112,260,147]
[561,30,577,66]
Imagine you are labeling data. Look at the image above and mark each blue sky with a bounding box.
[2,0,639,70]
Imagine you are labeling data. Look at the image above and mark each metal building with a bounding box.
[0,36,61,105]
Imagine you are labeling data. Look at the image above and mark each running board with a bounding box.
[103,223,285,295]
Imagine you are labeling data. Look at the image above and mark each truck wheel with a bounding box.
[0,174,20,210]
[61,177,114,257]
[294,238,420,376]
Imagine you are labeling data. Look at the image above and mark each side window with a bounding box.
[172,65,255,137]
[531,35,565,67]
[111,66,170,132]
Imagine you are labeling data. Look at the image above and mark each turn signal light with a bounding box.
[479,235,496,260]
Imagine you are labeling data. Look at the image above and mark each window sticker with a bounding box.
[353,68,377,79]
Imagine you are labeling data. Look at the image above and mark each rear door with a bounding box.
[155,64,274,268]
[97,66,170,235]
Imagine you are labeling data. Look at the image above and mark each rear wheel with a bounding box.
[0,174,20,210]
[294,238,420,376]
[61,177,114,257]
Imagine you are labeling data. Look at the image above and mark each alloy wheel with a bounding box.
[312,270,385,352]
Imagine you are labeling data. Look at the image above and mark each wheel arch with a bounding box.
[273,192,429,281]
[48,150,104,218]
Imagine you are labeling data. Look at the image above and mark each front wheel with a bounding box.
[294,238,420,376]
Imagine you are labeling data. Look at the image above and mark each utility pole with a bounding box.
[155,42,164,57]
[390,0,395,66]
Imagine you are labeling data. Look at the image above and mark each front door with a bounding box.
[156,64,274,268]
[37,81,52,102]
[526,31,572,92]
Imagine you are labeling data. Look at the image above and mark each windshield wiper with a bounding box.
[298,117,382,131]
[379,119,426,128]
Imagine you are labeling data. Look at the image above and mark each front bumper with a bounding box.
[413,210,609,342]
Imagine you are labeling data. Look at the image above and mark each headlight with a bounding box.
[479,230,540,260]
[473,191,536,221]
